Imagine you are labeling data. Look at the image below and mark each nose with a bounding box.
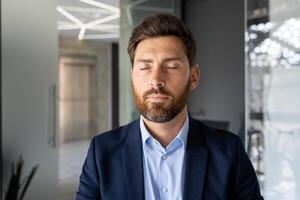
[150,67,165,89]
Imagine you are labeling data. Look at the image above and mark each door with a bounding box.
[2,0,59,199]
[58,56,97,200]
[59,57,97,143]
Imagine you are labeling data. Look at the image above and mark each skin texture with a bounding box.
[131,36,200,147]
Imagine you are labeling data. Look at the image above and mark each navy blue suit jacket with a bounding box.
[76,118,263,200]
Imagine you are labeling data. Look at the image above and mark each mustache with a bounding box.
[142,88,172,99]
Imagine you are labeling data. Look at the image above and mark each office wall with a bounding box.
[184,0,245,135]
[2,0,59,199]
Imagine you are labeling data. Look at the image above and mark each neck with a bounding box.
[142,106,188,148]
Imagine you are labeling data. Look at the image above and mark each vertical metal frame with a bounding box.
[111,43,119,129]
[0,0,3,197]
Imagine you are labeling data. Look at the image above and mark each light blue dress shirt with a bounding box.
[140,115,189,200]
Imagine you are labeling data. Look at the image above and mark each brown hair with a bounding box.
[127,14,197,66]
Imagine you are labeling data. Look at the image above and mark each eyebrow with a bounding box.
[136,57,184,63]
[136,59,153,63]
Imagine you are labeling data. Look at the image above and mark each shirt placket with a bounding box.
[159,150,170,200]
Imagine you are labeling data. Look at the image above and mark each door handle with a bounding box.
[48,85,57,148]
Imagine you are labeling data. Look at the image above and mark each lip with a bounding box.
[146,94,170,103]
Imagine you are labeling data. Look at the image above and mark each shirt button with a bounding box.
[162,188,168,193]
[162,155,167,160]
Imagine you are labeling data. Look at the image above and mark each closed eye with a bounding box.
[139,65,151,70]
[165,64,180,69]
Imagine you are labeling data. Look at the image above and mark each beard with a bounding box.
[132,80,191,123]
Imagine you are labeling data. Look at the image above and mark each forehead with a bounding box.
[134,36,187,60]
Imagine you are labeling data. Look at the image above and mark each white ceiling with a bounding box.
[57,0,120,41]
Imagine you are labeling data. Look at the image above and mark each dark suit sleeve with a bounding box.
[234,137,263,200]
[76,138,101,200]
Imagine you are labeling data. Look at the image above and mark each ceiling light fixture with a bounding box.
[85,13,120,28]
[57,0,120,40]
[79,0,120,13]
[78,26,86,40]
[57,6,83,26]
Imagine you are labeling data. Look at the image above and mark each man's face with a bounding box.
[131,36,199,123]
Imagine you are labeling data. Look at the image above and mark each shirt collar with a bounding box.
[140,114,189,150]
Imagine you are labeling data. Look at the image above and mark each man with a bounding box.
[76,14,263,200]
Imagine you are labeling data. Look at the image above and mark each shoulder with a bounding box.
[93,119,139,142]
[90,119,139,151]
[190,118,242,142]
[189,118,244,152]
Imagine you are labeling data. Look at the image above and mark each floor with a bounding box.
[59,140,90,200]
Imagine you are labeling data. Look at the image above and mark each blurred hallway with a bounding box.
[59,140,89,200]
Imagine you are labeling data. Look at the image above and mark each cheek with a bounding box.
[132,78,147,95]
[168,75,190,91]
[132,71,150,87]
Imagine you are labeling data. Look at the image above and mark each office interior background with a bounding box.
[1,0,300,199]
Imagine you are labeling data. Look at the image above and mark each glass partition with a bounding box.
[246,0,300,199]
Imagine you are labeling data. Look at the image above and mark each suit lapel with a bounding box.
[184,118,208,200]
[122,120,145,200]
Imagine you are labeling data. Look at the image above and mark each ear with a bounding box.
[190,64,200,90]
